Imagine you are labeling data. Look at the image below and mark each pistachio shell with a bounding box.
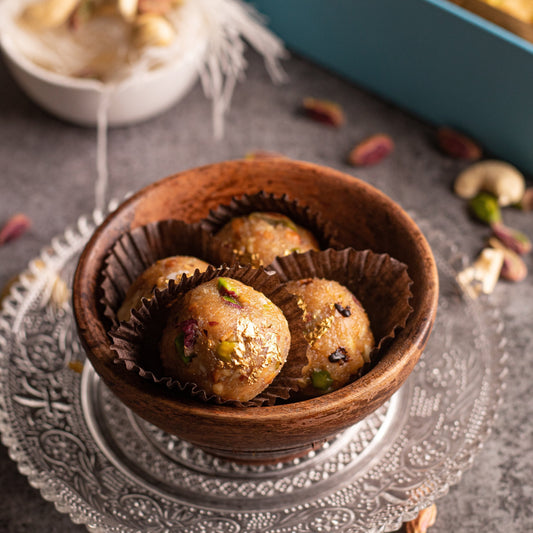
[488,237,528,282]
[492,223,531,255]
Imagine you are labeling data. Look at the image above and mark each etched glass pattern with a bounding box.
[0,209,507,533]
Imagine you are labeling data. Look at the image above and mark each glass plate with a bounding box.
[0,208,507,533]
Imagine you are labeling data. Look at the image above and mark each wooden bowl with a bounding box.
[73,159,439,463]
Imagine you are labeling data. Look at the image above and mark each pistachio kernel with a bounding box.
[311,369,334,391]
[250,212,298,232]
[217,277,242,308]
[469,192,501,225]
[216,340,238,362]
[174,333,193,364]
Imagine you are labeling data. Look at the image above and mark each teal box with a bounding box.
[250,0,533,175]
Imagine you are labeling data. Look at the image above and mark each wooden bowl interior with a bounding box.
[73,159,438,457]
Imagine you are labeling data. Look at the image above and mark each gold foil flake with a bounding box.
[295,296,307,312]
[213,317,284,386]
[306,314,335,346]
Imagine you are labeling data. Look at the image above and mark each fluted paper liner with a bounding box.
[109,264,309,407]
[269,248,414,373]
[201,191,340,262]
[100,219,233,328]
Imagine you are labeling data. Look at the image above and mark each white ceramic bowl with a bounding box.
[0,32,207,127]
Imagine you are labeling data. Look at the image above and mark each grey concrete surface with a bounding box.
[0,49,532,532]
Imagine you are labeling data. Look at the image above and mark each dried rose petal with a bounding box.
[178,318,199,349]
[437,127,482,160]
[0,213,31,245]
[302,97,344,127]
[348,134,394,166]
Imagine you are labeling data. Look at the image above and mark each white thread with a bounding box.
[94,87,112,213]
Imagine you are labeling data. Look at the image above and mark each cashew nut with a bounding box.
[454,160,525,206]
[132,14,175,47]
[119,0,139,22]
[19,0,80,30]
[456,247,504,299]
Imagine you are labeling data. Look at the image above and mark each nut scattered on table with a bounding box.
[468,192,502,225]
[488,237,528,282]
[404,504,437,533]
[437,127,482,160]
[0,213,31,246]
[454,160,526,206]
[132,13,175,47]
[302,98,345,127]
[491,222,532,255]
[348,133,394,167]
[456,247,504,298]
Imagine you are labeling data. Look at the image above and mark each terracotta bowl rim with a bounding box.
[73,158,439,423]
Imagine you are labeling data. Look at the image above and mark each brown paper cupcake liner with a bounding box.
[109,264,309,407]
[269,248,413,369]
[100,219,233,327]
[200,191,340,261]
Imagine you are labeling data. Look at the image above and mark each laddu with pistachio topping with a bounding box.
[216,212,319,267]
[117,255,210,322]
[284,278,374,396]
[159,277,290,402]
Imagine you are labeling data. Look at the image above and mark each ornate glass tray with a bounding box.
[0,209,507,533]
